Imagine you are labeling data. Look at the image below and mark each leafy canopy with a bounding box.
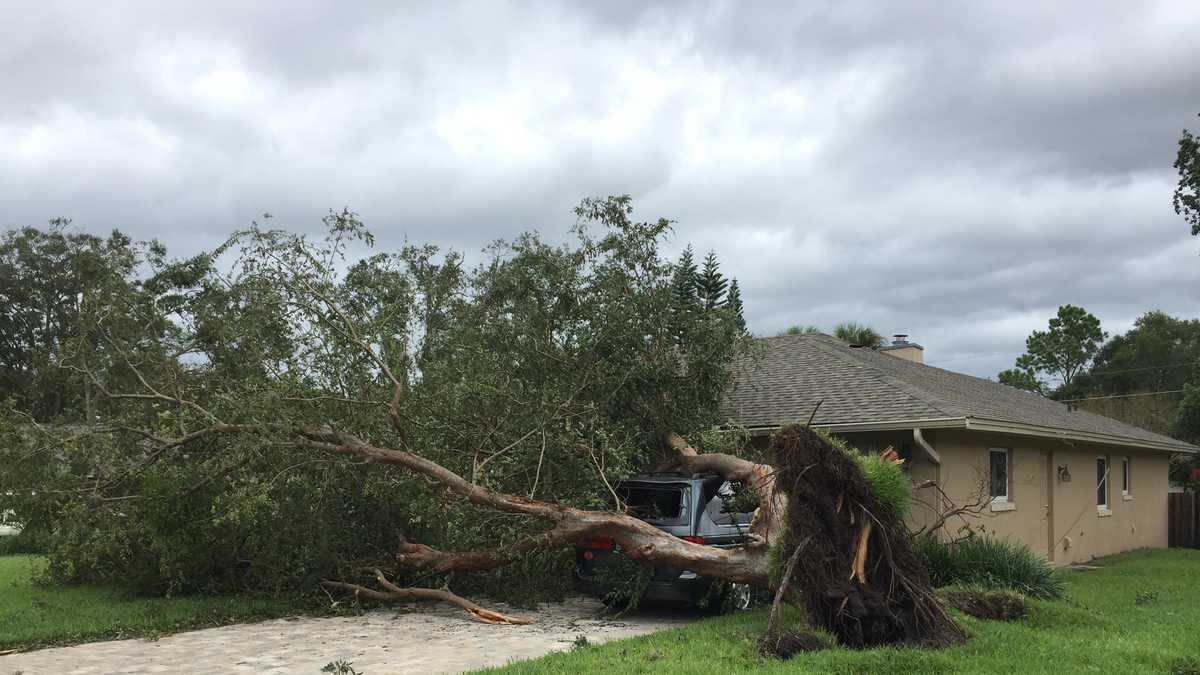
[1175,114,1200,236]
[0,196,753,599]
[998,305,1105,397]
[833,322,884,348]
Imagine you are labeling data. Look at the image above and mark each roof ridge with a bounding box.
[804,336,966,419]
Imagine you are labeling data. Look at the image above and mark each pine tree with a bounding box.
[669,246,701,340]
[698,251,728,310]
[671,245,699,309]
[726,278,747,334]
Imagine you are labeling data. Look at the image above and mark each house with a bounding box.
[725,333,1198,564]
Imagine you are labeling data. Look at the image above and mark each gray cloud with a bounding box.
[3,0,1199,379]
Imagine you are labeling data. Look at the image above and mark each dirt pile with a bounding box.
[943,590,1027,621]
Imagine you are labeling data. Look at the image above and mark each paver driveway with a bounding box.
[1,596,693,674]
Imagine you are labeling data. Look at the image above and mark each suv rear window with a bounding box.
[703,481,755,527]
[621,484,686,523]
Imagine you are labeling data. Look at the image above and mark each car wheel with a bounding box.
[727,583,754,611]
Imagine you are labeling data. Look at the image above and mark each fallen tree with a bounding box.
[1,197,962,647]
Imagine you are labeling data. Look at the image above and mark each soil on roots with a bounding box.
[758,630,828,658]
[770,424,966,649]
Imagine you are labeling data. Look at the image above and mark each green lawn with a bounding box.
[481,548,1200,674]
[0,555,311,651]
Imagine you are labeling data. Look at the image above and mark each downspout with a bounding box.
[914,427,944,535]
[913,427,941,465]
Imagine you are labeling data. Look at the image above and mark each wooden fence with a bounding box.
[1169,492,1199,549]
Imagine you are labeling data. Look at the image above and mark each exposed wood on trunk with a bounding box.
[298,428,774,588]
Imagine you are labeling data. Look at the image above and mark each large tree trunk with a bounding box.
[301,425,962,651]
[297,427,777,620]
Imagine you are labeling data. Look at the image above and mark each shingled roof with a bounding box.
[724,333,1197,454]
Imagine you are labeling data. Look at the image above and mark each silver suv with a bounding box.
[574,473,757,609]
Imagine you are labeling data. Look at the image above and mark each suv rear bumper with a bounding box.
[574,570,719,606]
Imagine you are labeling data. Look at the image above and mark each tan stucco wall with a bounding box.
[754,426,1170,563]
[930,429,1169,563]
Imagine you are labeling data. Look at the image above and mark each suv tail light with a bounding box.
[579,536,615,550]
[680,535,705,545]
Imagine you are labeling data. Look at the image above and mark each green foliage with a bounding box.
[853,454,911,519]
[914,535,1064,599]
[1176,114,1200,236]
[779,325,821,336]
[998,354,1044,395]
[1172,383,1200,443]
[322,660,363,675]
[0,196,753,600]
[999,304,1106,396]
[832,322,883,348]
[725,279,746,334]
[0,530,48,556]
[1051,310,1200,440]
[697,251,729,310]
[1083,312,1200,395]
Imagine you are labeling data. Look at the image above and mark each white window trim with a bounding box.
[989,448,1010,504]
[1097,454,1110,512]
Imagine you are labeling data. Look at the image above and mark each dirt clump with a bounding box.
[943,590,1027,621]
[758,630,828,659]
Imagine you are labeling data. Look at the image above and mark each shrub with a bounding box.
[915,535,1064,599]
[0,529,49,556]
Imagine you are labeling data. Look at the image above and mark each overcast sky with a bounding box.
[3,1,1199,378]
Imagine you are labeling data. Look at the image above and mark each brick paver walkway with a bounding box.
[1,597,692,674]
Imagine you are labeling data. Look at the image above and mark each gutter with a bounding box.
[961,417,1198,455]
[742,417,967,436]
[740,416,1197,455]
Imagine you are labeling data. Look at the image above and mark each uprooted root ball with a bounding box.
[769,424,966,649]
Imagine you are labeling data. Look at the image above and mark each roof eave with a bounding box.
[739,416,1198,454]
[741,417,968,436]
[962,417,1199,455]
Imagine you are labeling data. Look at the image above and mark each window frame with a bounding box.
[988,448,1011,503]
[1096,455,1110,511]
[1121,456,1131,498]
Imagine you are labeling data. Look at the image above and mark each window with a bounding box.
[702,481,755,528]
[1121,457,1131,497]
[1096,456,1109,510]
[621,484,687,524]
[989,449,1009,501]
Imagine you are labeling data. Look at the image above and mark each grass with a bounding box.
[0,555,314,651]
[479,548,1200,674]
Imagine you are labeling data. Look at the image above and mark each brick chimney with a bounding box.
[879,334,924,363]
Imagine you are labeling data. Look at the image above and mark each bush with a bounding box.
[0,528,49,555]
[915,535,1064,599]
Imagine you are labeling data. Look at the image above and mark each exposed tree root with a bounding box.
[770,424,966,649]
[321,569,532,625]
